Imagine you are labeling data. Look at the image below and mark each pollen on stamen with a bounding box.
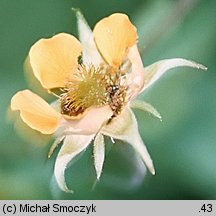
[60,64,127,118]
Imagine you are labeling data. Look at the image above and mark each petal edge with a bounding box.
[11,90,60,134]
[93,13,137,68]
[29,33,82,89]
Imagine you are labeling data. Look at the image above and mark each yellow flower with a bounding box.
[10,10,207,192]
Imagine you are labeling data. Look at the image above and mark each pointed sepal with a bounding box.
[143,58,207,92]
[54,134,93,192]
[102,107,155,175]
[130,100,162,120]
[93,133,105,180]
[73,8,102,67]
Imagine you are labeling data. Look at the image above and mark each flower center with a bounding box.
[60,64,127,117]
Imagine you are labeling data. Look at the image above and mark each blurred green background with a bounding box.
[0,0,215,199]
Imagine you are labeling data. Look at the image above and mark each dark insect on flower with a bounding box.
[10,10,207,193]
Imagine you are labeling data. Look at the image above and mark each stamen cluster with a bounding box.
[60,64,128,118]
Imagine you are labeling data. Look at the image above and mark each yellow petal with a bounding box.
[24,56,50,98]
[93,13,137,68]
[14,116,51,146]
[29,33,82,89]
[11,90,61,134]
